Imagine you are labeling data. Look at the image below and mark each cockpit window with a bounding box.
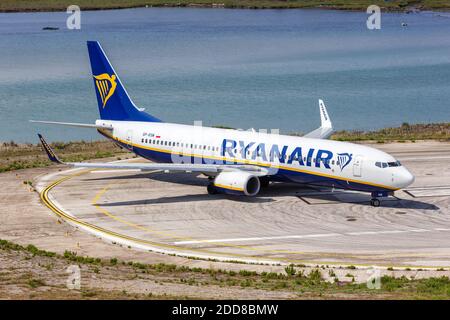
[388,161,402,167]
[376,160,401,168]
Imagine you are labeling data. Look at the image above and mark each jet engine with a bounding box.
[209,171,261,196]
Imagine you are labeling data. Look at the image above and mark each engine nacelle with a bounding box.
[213,171,261,196]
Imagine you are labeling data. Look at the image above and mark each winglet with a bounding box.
[303,99,334,139]
[37,134,63,164]
[318,99,332,129]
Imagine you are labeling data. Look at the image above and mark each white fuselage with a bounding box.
[96,120,415,193]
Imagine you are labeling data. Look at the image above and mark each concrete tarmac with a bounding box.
[36,141,450,267]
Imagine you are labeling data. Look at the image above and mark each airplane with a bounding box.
[33,41,415,207]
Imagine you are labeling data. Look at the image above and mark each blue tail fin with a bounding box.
[87,41,161,122]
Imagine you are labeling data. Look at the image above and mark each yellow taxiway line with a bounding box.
[38,167,434,270]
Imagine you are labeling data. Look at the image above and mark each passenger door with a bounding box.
[125,129,133,151]
[353,155,363,177]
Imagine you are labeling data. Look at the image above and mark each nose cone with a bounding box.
[396,167,415,189]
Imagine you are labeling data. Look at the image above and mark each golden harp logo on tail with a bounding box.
[94,73,117,108]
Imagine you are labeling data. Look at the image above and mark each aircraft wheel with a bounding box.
[207,184,218,195]
[370,198,381,207]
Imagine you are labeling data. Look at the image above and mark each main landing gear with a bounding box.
[260,177,270,188]
[207,183,218,195]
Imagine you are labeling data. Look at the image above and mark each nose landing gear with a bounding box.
[370,191,390,207]
[370,198,381,207]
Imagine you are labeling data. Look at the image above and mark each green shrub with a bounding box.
[28,278,45,288]
[285,264,296,276]
[240,279,252,287]
[381,276,408,291]
[416,276,450,295]
[308,269,322,281]
[239,270,256,277]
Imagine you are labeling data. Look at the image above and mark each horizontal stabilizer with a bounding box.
[30,120,112,129]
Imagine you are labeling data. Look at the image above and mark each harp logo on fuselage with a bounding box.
[337,153,353,171]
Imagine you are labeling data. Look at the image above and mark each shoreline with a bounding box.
[1,2,449,14]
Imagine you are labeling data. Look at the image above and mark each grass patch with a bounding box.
[3,238,450,299]
[0,139,125,173]
[27,278,46,288]
[330,122,450,142]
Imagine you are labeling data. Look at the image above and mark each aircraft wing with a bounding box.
[37,134,270,176]
[303,99,333,139]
